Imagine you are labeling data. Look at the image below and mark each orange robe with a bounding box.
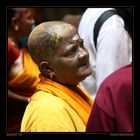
[21,75,93,132]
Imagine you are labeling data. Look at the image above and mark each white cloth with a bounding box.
[78,8,132,100]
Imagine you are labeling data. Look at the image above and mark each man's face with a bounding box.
[50,27,92,85]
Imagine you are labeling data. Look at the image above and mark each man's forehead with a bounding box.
[62,33,83,45]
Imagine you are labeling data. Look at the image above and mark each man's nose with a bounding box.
[78,47,88,59]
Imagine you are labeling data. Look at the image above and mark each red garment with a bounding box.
[8,40,21,69]
[86,64,132,133]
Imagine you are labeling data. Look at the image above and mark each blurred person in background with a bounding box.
[78,8,132,99]
[7,8,40,132]
[62,14,82,29]
[86,64,132,132]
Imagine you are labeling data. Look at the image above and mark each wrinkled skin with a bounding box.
[28,21,92,85]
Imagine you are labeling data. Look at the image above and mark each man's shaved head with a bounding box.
[27,21,91,85]
[28,21,75,65]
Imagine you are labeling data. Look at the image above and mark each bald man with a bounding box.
[20,21,93,132]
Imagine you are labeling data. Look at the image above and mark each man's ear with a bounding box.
[39,61,51,75]
[39,61,55,80]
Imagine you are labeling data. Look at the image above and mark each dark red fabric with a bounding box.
[86,64,132,133]
[8,40,20,69]
[7,90,34,132]
[7,103,26,132]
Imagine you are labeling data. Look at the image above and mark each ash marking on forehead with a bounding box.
[72,34,80,41]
